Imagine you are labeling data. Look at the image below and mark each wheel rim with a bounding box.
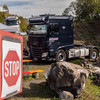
[91,52,97,60]
[58,52,65,61]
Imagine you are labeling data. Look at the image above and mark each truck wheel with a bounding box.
[89,49,99,61]
[56,49,66,62]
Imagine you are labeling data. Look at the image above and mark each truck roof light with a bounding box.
[49,16,73,20]
[29,16,47,23]
[6,16,18,20]
[42,17,45,21]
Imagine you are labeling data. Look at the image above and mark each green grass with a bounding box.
[75,79,100,100]
[14,78,100,100]
[69,59,81,65]
[14,81,58,100]
[13,59,100,100]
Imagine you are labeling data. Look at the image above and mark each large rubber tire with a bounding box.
[89,49,99,61]
[56,49,67,62]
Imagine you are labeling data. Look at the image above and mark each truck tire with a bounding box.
[56,49,66,62]
[89,49,99,61]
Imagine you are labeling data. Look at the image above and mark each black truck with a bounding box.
[27,15,99,61]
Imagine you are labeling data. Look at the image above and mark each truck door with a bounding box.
[59,22,73,46]
[48,23,59,56]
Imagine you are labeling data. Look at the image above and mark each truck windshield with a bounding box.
[27,25,47,34]
[5,20,19,25]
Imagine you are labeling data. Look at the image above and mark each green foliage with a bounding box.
[0,12,5,24]
[76,0,94,21]
[19,16,28,32]
[81,79,100,100]
[89,75,95,80]
[63,1,76,16]
[3,5,9,10]
[3,5,9,13]
[63,0,100,22]
[69,59,81,65]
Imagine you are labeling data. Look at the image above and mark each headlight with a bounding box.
[42,52,48,57]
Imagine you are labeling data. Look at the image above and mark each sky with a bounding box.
[1,0,75,18]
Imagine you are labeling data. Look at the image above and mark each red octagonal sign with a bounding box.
[4,50,20,87]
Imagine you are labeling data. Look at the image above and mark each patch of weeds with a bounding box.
[39,73,45,79]
[89,75,95,80]
[69,59,81,65]
[79,79,100,100]
[23,76,35,81]
[27,82,58,99]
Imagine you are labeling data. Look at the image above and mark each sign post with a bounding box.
[0,30,23,100]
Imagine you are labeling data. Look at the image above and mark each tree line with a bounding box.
[63,0,100,22]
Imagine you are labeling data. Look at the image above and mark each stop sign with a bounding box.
[4,50,20,87]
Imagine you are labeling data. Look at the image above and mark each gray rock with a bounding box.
[46,61,89,97]
[96,56,100,67]
[32,73,39,79]
[93,67,100,85]
[59,91,74,100]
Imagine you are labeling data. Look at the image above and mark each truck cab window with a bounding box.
[50,23,59,33]
[27,24,47,34]
[54,23,59,32]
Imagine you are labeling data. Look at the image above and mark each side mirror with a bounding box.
[26,29,29,35]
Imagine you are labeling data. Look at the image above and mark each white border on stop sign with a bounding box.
[1,40,21,98]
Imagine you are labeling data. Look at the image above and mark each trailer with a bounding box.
[27,15,99,62]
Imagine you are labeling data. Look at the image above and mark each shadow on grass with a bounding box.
[23,60,55,66]
[23,58,82,66]
[89,76,100,86]
[16,82,56,99]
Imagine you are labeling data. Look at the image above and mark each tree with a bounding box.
[62,1,76,16]
[63,0,100,21]
[76,0,94,21]
[3,4,9,13]
[19,16,28,32]
[93,0,100,19]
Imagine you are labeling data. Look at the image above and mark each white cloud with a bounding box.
[1,0,75,18]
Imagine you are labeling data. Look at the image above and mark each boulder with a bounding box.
[46,61,89,97]
[59,91,74,100]
[93,67,100,85]
[96,56,100,67]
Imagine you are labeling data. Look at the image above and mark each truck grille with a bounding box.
[29,36,46,58]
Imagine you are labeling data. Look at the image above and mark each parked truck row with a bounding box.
[0,14,99,62]
[4,16,20,34]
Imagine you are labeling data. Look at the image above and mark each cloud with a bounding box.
[1,0,75,18]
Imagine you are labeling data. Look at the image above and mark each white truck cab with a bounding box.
[4,16,20,34]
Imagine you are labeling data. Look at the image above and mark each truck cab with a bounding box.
[27,15,99,61]
[4,16,20,34]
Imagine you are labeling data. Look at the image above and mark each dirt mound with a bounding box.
[74,21,100,46]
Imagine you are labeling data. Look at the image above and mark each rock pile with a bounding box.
[81,59,100,85]
[93,67,100,85]
[46,61,89,99]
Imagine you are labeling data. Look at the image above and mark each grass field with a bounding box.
[12,59,100,100]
